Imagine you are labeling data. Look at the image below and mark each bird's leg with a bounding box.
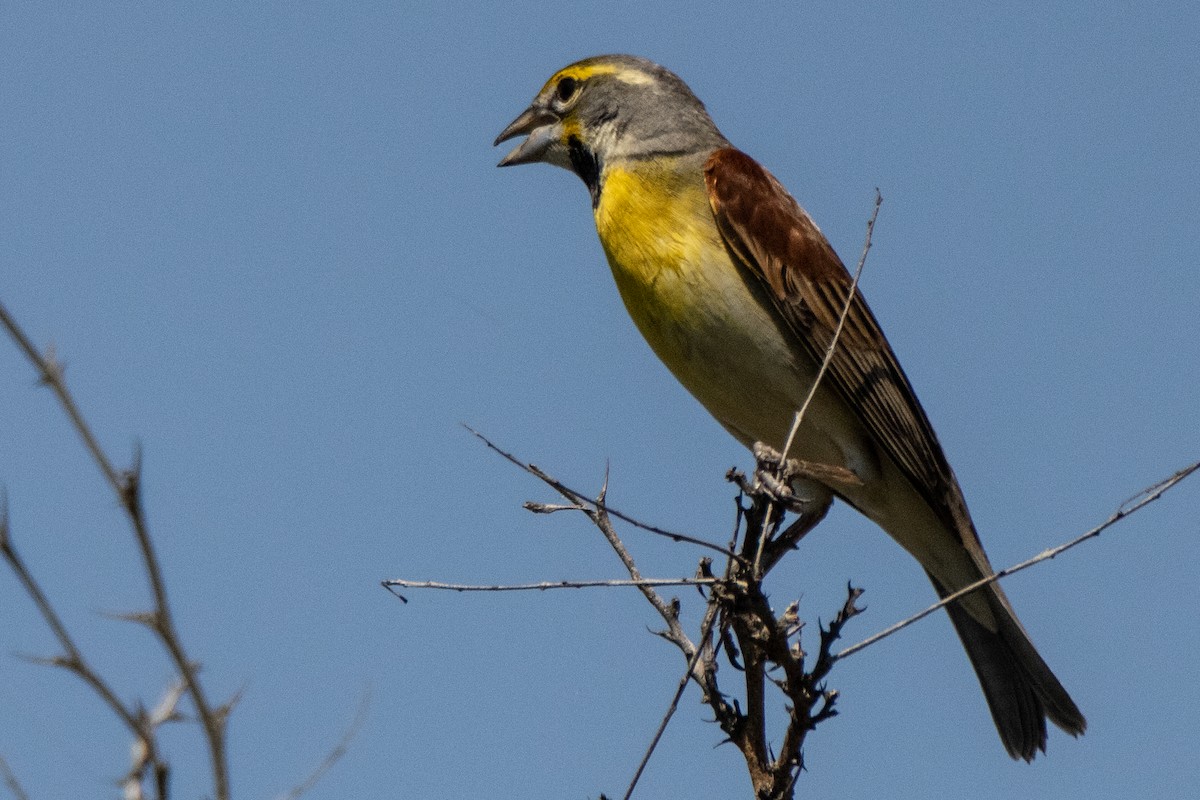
[745,441,839,575]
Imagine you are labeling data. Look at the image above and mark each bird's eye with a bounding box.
[555,76,579,103]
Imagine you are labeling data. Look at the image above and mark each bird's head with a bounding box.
[494,55,727,193]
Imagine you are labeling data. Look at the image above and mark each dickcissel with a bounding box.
[495,54,1084,760]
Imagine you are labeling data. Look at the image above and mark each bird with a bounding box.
[494,54,1084,761]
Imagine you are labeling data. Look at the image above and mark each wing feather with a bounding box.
[704,147,963,527]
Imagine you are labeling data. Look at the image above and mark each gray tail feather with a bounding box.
[931,573,1086,761]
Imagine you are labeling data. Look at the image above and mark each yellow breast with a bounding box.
[592,157,822,450]
[594,158,726,345]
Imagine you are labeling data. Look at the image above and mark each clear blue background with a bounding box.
[2,2,1198,798]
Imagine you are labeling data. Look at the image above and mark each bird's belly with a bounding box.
[602,238,984,601]
[596,201,875,479]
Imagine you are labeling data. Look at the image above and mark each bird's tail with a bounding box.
[931,574,1087,761]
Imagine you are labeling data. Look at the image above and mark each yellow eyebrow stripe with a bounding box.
[545,63,653,91]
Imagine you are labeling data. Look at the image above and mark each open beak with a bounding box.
[494,105,561,167]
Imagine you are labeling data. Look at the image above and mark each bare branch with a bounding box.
[618,446,864,800]
[588,495,697,655]
[455,433,866,800]
[1,496,165,790]
[0,303,123,495]
[0,301,229,800]
[383,576,718,597]
[117,452,229,800]
[837,461,1200,661]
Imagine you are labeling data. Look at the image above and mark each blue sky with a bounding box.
[2,2,1198,798]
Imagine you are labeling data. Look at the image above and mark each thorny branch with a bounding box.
[622,452,861,800]
[456,434,1196,800]
[1,491,174,800]
[449,435,864,800]
[0,300,230,800]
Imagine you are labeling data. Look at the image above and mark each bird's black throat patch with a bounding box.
[567,135,601,207]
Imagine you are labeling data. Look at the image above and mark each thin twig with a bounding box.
[0,303,122,494]
[277,689,372,800]
[383,576,718,595]
[836,461,1200,661]
[1,493,167,796]
[587,476,698,654]
[0,301,229,800]
[465,426,745,564]
[619,494,754,800]
[764,192,881,581]
[124,454,229,800]
[780,189,883,462]
[620,601,724,800]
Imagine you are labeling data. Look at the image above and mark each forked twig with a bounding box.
[1,493,170,800]
[466,425,745,564]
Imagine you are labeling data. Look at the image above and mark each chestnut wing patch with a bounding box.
[704,148,960,521]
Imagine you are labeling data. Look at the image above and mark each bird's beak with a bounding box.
[494,105,562,167]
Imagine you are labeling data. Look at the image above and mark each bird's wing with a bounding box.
[703,147,964,528]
